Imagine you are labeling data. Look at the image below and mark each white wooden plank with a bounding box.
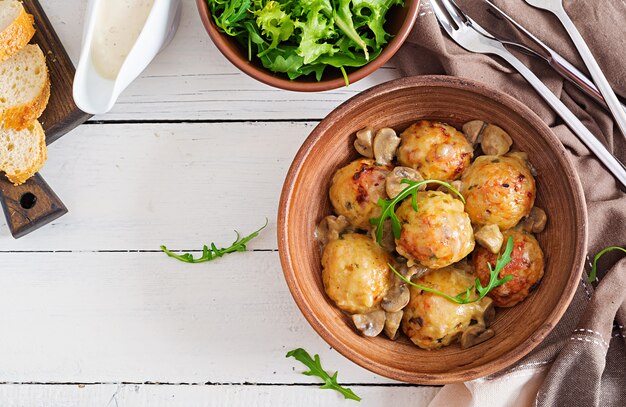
[40,0,399,121]
[2,122,310,250]
[0,384,439,407]
[0,251,406,384]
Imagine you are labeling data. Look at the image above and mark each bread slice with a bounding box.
[0,1,35,62]
[0,43,50,130]
[0,119,46,185]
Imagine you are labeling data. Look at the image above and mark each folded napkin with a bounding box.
[392,1,626,405]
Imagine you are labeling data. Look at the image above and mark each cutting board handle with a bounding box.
[0,173,68,238]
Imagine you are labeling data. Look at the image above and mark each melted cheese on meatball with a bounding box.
[402,267,493,349]
[322,233,392,314]
[473,229,544,307]
[329,159,392,229]
[461,155,536,230]
[396,191,475,269]
[397,120,473,181]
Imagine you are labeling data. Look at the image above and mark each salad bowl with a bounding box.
[277,75,587,384]
[196,0,421,91]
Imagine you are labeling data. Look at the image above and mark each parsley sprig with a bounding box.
[286,348,361,401]
[369,179,465,244]
[160,219,268,263]
[391,236,515,304]
[588,246,626,283]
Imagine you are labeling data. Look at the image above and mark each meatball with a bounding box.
[395,191,474,269]
[461,155,536,230]
[322,233,392,314]
[329,159,392,229]
[402,267,493,349]
[473,229,544,307]
[397,120,473,181]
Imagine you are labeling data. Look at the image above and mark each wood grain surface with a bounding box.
[278,75,588,384]
[0,1,91,238]
[0,173,67,238]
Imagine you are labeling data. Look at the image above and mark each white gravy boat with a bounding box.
[73,0,182,115]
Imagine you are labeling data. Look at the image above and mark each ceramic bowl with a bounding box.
[278,75,587,384]
[196,0,421,92]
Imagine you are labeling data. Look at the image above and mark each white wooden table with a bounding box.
[0,1,440,405]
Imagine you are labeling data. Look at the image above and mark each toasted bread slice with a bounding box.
[0,1,35,62]
[0,44,50,130]
[0,119,46,185]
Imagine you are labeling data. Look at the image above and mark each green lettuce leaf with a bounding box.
[295,0,337,64]
[254,0,296,55]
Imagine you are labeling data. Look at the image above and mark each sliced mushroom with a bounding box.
[460,326,495,349]
[437,180,463,199]
[481,124,513,156]
[462,120,486,144]
[407,264,431,281]
[384,310,403,340]
[373,128,401,165]
[385,166,424,198]
[474,224,504,254]
[381,285,410,313]
[370,219,395,252]
[352,310,386,337]
[354,127,374,158]
[483,302,496,328]
[520,207,548,233]
[315,215,350,245]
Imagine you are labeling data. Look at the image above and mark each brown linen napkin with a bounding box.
[392,1,626,405]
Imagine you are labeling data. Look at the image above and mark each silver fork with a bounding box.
[430,0,626,188]
[524,0,626,140]
[480,0,626,114]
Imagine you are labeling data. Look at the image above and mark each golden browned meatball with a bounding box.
[396,191,474,269]
[322,233,392,314]
[473,229,544,307]
[397,120,473,181]
[402,267,493,349]
[329,159,392,229]
[461,155,536,230]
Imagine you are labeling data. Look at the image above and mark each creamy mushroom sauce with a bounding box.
[91,0,155,80]
[316,120,546,349]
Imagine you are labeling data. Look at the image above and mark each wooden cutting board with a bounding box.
[0,0,91,238]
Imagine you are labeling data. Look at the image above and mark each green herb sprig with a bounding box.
[160,219,268,263]
[286,348,361,402]
[391,236,514,304]
[369,179,464,245]
[588,246,626,283]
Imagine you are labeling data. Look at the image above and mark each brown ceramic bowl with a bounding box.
[196,0,420,92]
[278,75,588,384]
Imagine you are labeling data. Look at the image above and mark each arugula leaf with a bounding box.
[588,246,626,283]
[160,219,267,263]
[390,236,514,304]
[286,348,361,401]
[369,179,464,245]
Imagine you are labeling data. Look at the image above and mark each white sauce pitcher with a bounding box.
[73,0,182,115]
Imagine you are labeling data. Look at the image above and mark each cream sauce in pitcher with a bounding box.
[91,0,155,79]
